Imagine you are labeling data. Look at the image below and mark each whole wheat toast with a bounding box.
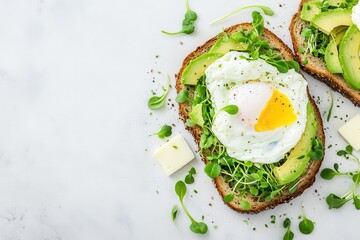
[290,0,360,107]
[176,23,325,213]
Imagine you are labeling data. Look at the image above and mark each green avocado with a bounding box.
[332,27,347,45]
[181,53,223,85]
[209,35,248,54]
[311,9,352,35]
[273,103,318,185]
[339,24,360,90]
[189,103,204,127]
[328,0,346,7]
[325,39,343,73]
[300,1,322,22]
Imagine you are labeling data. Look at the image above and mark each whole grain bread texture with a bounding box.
[176,23,325,213]
[290,0,360,106]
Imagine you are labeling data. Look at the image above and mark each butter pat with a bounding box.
[338,114,360,150]
[154,135,195,176]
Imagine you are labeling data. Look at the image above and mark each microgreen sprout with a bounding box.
[204,162,221,178]
[171,205,178,222]
[175,181,208,234]
[176,89,192,103]
[220,105,239,115]
[321,145,360,209]
[185,167,196,184]
[298,206,314,235]
[224,193,234,203]
[308,139,324,160]
[282,218,294,240]
[152,125,172,139]
[148,75,170,110]
[162,0,197,35]
[211,5,274,25]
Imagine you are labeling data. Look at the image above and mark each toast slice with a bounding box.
[176,23,325,213]
[290,0,360,107]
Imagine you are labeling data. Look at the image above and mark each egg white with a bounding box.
[352,2,360,30]
[205,51,308,164]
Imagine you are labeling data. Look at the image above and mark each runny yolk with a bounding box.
[254,89,297,132]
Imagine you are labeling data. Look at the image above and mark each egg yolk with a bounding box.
[254,89,297,132]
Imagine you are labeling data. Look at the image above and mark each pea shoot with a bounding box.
[148,75,170,110]
[152,125,172,139]
[211,5,274,25]
[175,181,208,234]
[282,218,294,240]
[320,145,360,209]
[175,89,192,103]
[161,0,197,36]
[298,207,314,235]
[184,167,196,184]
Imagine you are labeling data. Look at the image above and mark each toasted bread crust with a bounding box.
[290,0,360,107]
[176,23,325,213]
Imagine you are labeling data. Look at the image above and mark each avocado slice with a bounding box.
[181,53,223,85]
[300,1,322,22]
[339,24,360,90]
[328,0,346,7]
[273,103,318,185]
[209,35,248,54]
[325,39,343,74]
[332,27,347,45]
[189,103,204,127]
[311,9,352,35]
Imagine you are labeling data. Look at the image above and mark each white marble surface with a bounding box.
[0,0,358,239]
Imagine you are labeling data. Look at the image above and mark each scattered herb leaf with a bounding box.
[174,181,208,234]
[211,5,274,24]
[162,0,197,35]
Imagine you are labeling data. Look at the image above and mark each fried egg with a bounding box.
[205,51,308,164]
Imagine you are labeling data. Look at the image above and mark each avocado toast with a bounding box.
[176,12,325,213]
[290,0,360,106]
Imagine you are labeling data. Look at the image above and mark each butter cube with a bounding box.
[154,135,195,176]
[338,114,360,150]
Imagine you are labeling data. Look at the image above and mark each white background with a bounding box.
[0,0,358,239]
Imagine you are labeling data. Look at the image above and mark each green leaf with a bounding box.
[185,119,196,127]
[221,105,239,115]
[161,0,197,35]
[285,60,300,72]
[171,205,178,222]
[148,78,170,109]
[267,60,288,73]
[175,181,187,201]
[308,149,324,160]
[352,172,360,184]
[252,11,264,36]
[200,134,214,149]
[346,145,353,154]
[299,218,314,234]
[320,168,337,180]
[224,193,234,203]
[185,167,196,184]
[283,218,291,228]
[154,125,172,139]
[204,162,221,178]
[190,221,208,234]
[353,195,360,210]
[283,230,294,240]
[326,193,349,209]
[337,150,347,156]
[176,89,191,103]
[241,199,251,210]
[249,187,259,196]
